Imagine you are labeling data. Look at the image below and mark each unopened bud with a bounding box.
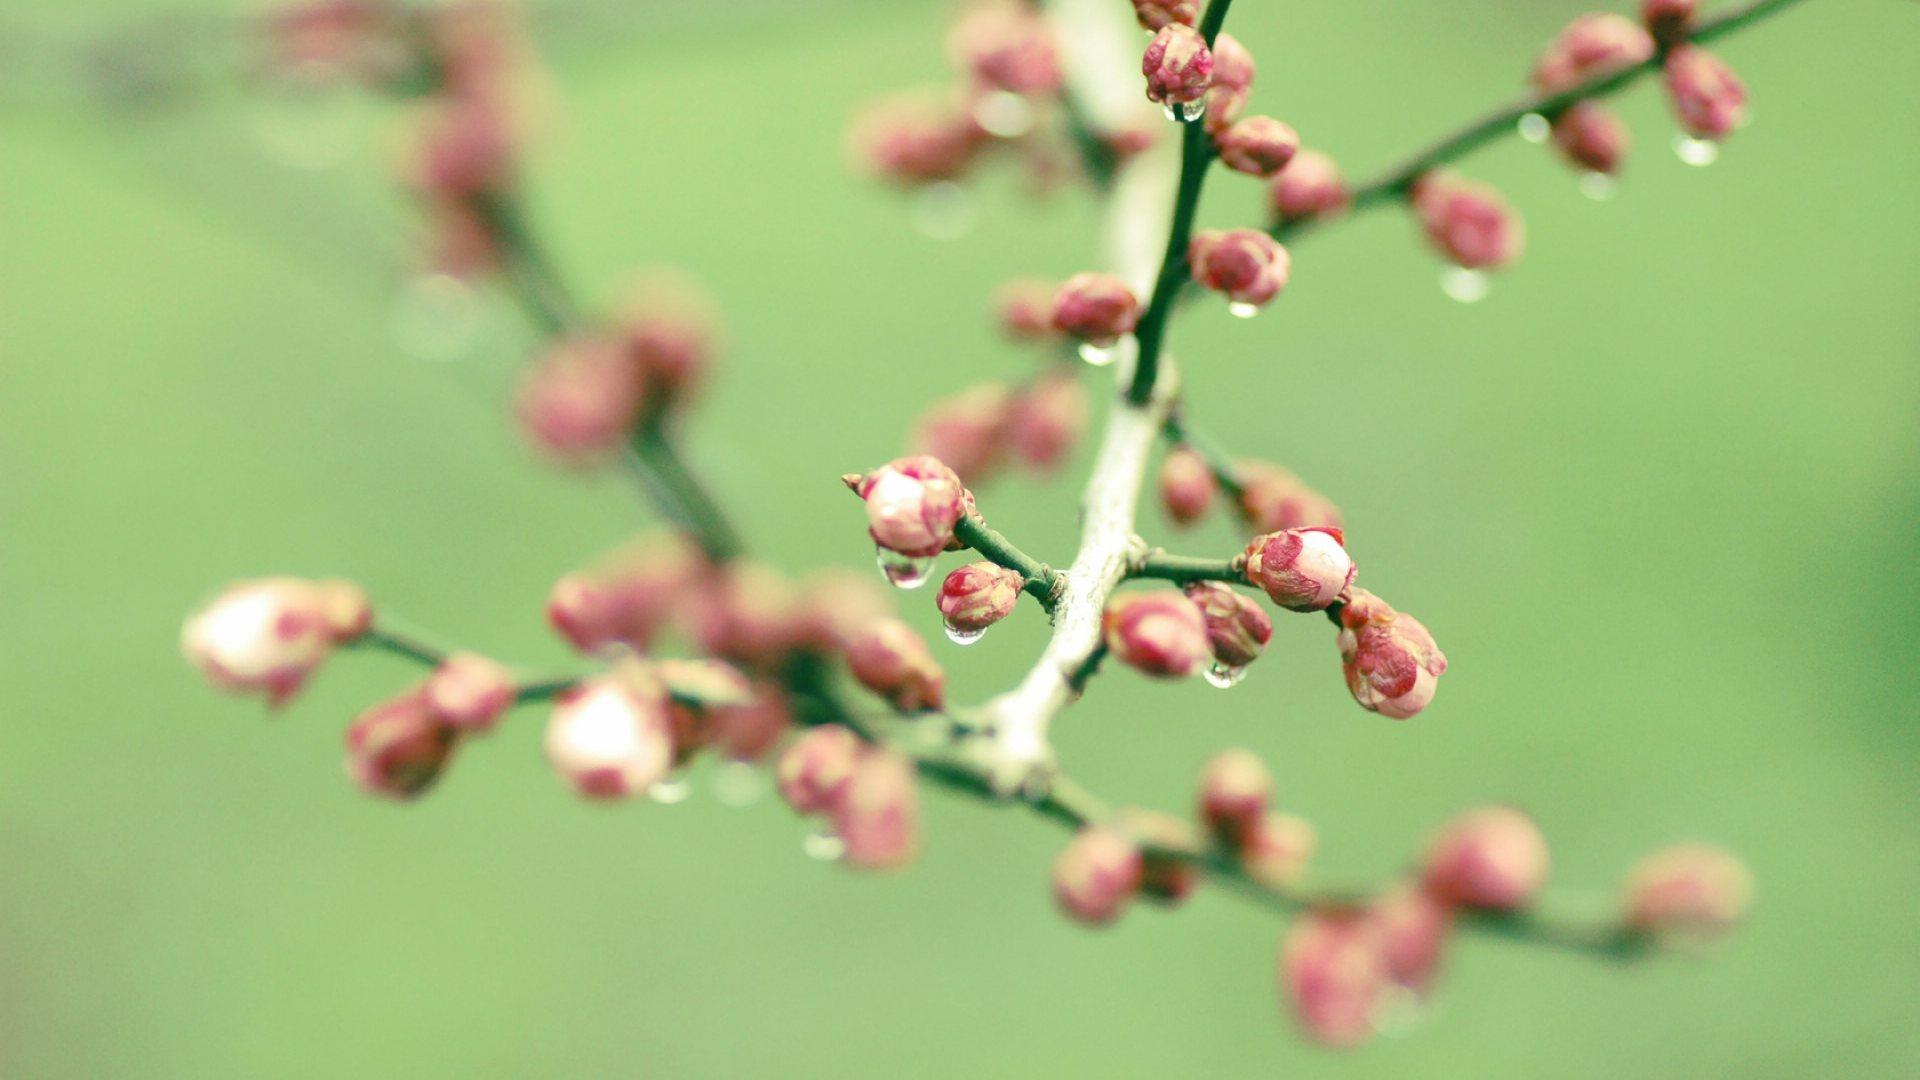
[847,92,983,186]
[845,618,947,712]
[543,675,673,800]
[1184,582,1272,668]
[1336,589,1448,719]
[1197,748,1273,845]
[1268,148,1348,223]
[1215,115,1299,177]
[1235,461,1342,533]
[1130,0,1196,31]
[1368,883,1452,994]
[846,455,968,558]
[515,336,644,465]
[1412,172,1525,271]
[1243,527,1354,612]
[1422,806,1550,910]
[691,562,802,670]
[793,568,895,652]
[1551,101,1630,175]
[1622,843,1753,937]
[345,689,459,800]
[1280,908,1387,1047]
[834,749,921,870]
[181,577,369,707]
[1664,46,1747,140]
[1188,228,1290,309]
[1103,591,1210,679]
[545,532,701,654]
[937,561,1025,635]
[1142,24,1212,108]
[1159,446,1218,526]
[424,652,516,733]
[909,383,1013,484]
[1242,811,1316,888]
[1202,33,1255,134]
[1005,371,1087,472]
[1052,826,1145,926]
[995,278,1059,341]
[1049,272,1140,346]
[947,3,1060,96]
[404,98,513,200]
[1531,13,1654,94]
[776,724,866,814]
[617,279,716,409]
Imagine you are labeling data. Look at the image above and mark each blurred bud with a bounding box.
[1215,116,1299,177]
[793,568,894,652]
[617,278,716,410]
[1664,46,1747,140]
[1050,273,1141,346]
[691,562,801,670]
[1531,13,1654,94]
[423,652,516,733]
[1235,461,1342,533]
[948,3,1060,96]
[1130,0,1197,31]
[1103,591,1210,679]
[845,618,947,712]
[1243,811,1316,888]
[260,0,401,85]
[1412,172,1525,271]
[776,724,866,814]
[422,202,500,279]
[1336,589,1448,719]
[344,689,458,800]
[709,683,793,762]
[1622,843,1753,937]
[1280,908,1387,1047]
[546,532,702,654]
[845,455,969,558]
[1006,371,1087,471]
[937,561,1025,635]
[404,97,514,200]
[1188,228,1290,308]
[910,383,1013,484]
[1642,0,1698,47]
[995,278,1059,342]
[1202,33,1255,134]
[543,675,673,800]
[848,92,984,186]
[1197,748,1273,846]
[1117,809,1201,904]
[1368,883,1452,994]
[1422,806,1550,910]
[1551,101,1630,175]
[1142,24,1212,107]
[834,749,921,870]
[1159,446,1218,526]
[1243,527,1354,612]
[1268,148,1349,223]
[655,657,754,763]
[1103,125,1160,165]
[181,577,369,706]
[1184,582,1273,668]
[1052,826,1145,926]
[515,336,643,465]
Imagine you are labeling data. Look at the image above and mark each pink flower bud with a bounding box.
[947,3,1060,97]
[546,532,702,654]
[1422,806,1550,910]
[654,657,754,763]
[1197,748,1273,845]
[1005,370,1087,471]
[1412,172,1525,271]
[690,562,801,671]
[1622,843,1753,937]
[709,683,793,762]
[1215,115,1299,177]
[846,455,969,558]
[792,569,894,653]
[1664,46,1747,140]
[776,724,866,814]
[1280,908,1387,1047]
[1235,461,1342,533]
[404,97,514,200]
[1202,33,1255,134]
[1130,0,1197,31]
[848,92,984,186]
[181,577,369,706]
[262,0,397,84]
[937,561,1025,635]
[1103,591,1210,679]
[1051,826,1145,926]
[1642,0,1698,46]
[1243,527,1354,612]
[423,652,516,733]
[1159,446,1218,526]
[1242,811,1316,888]
[1268,147,1348,223]
[422,202,500,279]
[1104,125,1160,164]
[1336,589,1448,719]
[845,618,947,712]
[1117,809,1200,904]
[1551,101,1631,175]
[543,675,674,800]
[1183,582,1272,668]
[1188,228,1290,308]
[1368,883,1452,994]
[1141,24,1212,108]
[1049,272,1140,346]
[834,749,921,870]
[617,280,716,409]
[994,278,1059,342]
[909,383,1013,484]
[515,336,644,465]
[1531,13,1654,94]
[344,689,459,800]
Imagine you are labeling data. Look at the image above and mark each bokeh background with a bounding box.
[3,0,1917,1076]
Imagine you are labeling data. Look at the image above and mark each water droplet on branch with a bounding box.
[1077,341,1118,367]
[876,547,936,590]
[1179,99,1207,122]
[1439,267,1491,304]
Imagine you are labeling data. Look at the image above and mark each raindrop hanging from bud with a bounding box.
[1672,134,1719,167]
[1161,102,1181,122]
[1227,301,1260,319]
[648,775,692,804]
[875,547,937,590]
[802,828,846,862]
[911,181,974,240]
[1077,341,1118,366]
[1578,172,1617,201]
[1439,267,1491,303]
[1516,112,1550,144]
[1180,99,1207,122]
[943,623,987,646]
[1204,661,1248,688]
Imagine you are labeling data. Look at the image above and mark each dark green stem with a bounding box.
[1132,552,1244,585]
[1162,410,1246,498]
[630,424,745,564]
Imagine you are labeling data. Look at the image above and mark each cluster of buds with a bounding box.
[907,370,1088,483]
[180,577,372,706]
[777,725,922,870]
[349,652,518,799]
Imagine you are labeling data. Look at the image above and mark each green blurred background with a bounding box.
[3,0,1916,1075]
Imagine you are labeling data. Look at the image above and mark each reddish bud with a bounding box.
[422,201,500,279]
[1412,172,1525,271]
[423,652,516,733]
[1268,148,1348,223]
[181,577,369,706]
[1142,24,1212,108]
[1422,806,1550,910]
[1368,883,1452,994]
[1117,809,1201,904]
[846,455,968,558]
[1103,591,1210,679]
[1642,0,1698,46]
[617,277,716,409]
[654,657,754,763]
[1243,811,1316,888]
[1197,748,1273,845]
[793,568,895,652]
[1005,371,1087,471]
[1235,461,1342,533]
[947,3,1060,97]
[1664,46,1747,140]
[345,689,459,800]
[847,92,983,185]
[1551,101,1631,175]
[515,336,643,465]
[845,618,947,712]
[545,532,702,654]
[404,97,514,200]
[937,561,1025,635]
[1202,33,1255,134]
[995,278,1059,342]
[776,724,866,815]
[543,674,674,800]
[1159,446,1218,526]
[1215,115,1299,177]
[1243,527,1354,612]
[1130,0,1197,31]
[691,562,801,671]
[1622,843,1753,937]
[1531,13,1655,94]
[1280,908,1388,1047]
[834,749,921,870]
[709,683,793,762]
[1049,273,1140,346]
[910,383,1013,484]
[1188,228,1290,308]
[1052,826,1145,926]
[1183,582,1272,669]
[1336,589,1448,719]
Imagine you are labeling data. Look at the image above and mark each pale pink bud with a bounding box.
[1141,24,1212,107]
[995,278,1059,341]
[1412,172,1525,271]
[1197,748,1273,845]
[1188,228,1290,308]
[709,683,793,762]
[1201,33,1255,134]
[1051,826,1145,926]
[909,383,1013,484]
[1336,589,1448,719]
[834,749,921,870]
[344,689,459,800]
[545,532,702,654]
[776,724,866,814]
[1159,446,1218,526]
[543,675,673,800]
[1551,101,1631,175]
[1622,843,1753,937]
[1642,0,1698,46]
[404,97,513,200]
[1005,371,1087,471]
[1280,908,1388,1047]
[846,455,968,558]
[515,336,644,465]
[947,3,1060,96]
[1049,272,1140,346]
[423,652,516,733]
[1664,46,1747,140]
[1130,0,1197,31]
[691,562,802,670]
[422,201,500,279]
[937,561,1025,635]
[181,577,368,706]
[1215,116,1299,177]
[845,618,947,712]
[1103,591,1209,679]
[1235,461,1342,533]
[1117,809,1200,904]
[1268,148,1348,223]
[1368,883,1452,994]
[1531,13,1654,94]
[1183,582,1272,668]
[1422,806,1550,910]
[262,0,397,83]
[655,657,754,763]
[617,281,716,409]
[848,92,983,185]
[793,568,895,652]
[1242,811,1316,888]
[1243,526,1354,612]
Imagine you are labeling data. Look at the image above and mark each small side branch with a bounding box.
[953,515,1064,606]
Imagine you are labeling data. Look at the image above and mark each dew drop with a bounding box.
[910,181,973,241]
[1180,99,1207,122]
[876,546,936,590]
[648,775,691,804]
[944,623,987,646]
[1161,102,1180,122]
[711,760,767,808]
[1226,300,1260,320]
[1077,341,1117,367]
[1439,266,1491,304]
[1204,662,1248,689]
[1516,112,1551,144]
[802,829,845,862]
[1578,171,1617,202]
[1672,134,1720,167]
[972,90,1034,138]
